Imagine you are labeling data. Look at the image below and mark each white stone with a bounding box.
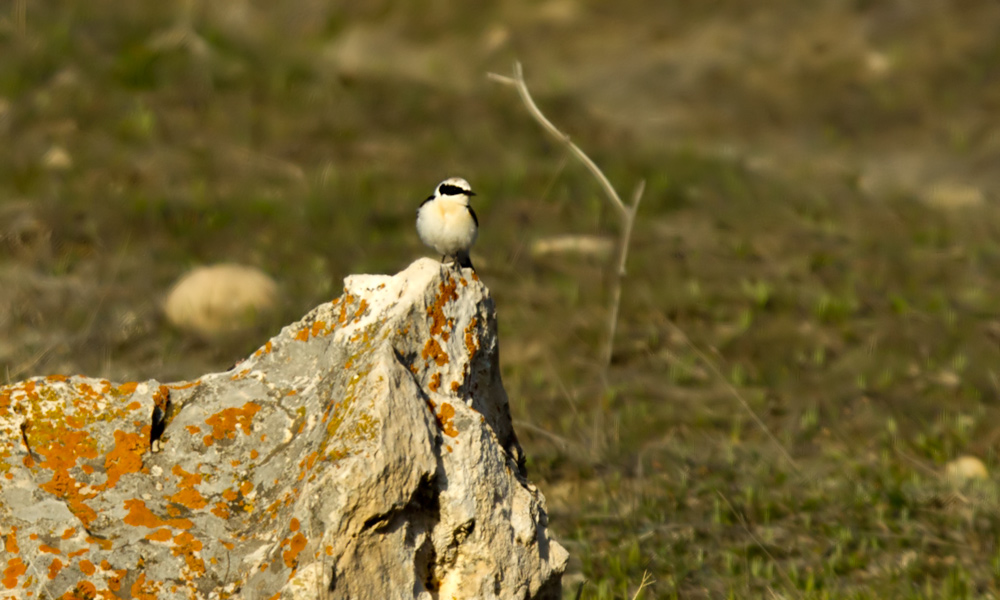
[164,263,280,337]
[945,455,989,482]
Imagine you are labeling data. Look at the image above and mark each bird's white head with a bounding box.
[433,177,476,205]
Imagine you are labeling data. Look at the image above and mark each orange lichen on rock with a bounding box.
[353,299,369,322]
[464,317,479,357]
[47,557,64,579]
[35,429,100,526]
[422,339,449,367]
[87,536,113,551]
[254,340,274,357]
[309,320,329,338]
[336,294,356,325]
[282,532,308,569]
[204,402,262,444]
[171,531,205,576]
[62,581,99,599]
[123,498,193,530]
[3,528,18,553]
[78,559,96,576]
[297,451,319,477]
[435,403,459,438]
[102,430,147,489]
[117,382,138,395]
[211,501,230,519]
[427,277,459,340]
[152,385,170,411]
[295,318,334,342]
[167,380,200,391]
[2,557,26,589]
[145,529,172,542]
[105,566,126,592]
[130,573,162,600]
[429,372,442,392]
[167,464,208,509]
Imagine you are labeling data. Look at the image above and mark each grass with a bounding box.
[4,1,1000,598]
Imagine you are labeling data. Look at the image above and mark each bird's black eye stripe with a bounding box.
[438,183,473,196]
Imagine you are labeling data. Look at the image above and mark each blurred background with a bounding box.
[3,1,1000,597]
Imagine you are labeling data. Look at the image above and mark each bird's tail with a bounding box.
[455,251,475,270]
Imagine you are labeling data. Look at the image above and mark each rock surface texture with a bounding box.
[0,258,567,599]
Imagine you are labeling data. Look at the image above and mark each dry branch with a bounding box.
[488,62,644,371]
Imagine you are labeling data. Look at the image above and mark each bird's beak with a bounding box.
[467,191,477,197]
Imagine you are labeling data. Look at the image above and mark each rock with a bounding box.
[164,263,281,337]
[945,455,989,483]
[0,258,566,599]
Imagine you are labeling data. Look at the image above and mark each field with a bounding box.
[3,1,1000,597]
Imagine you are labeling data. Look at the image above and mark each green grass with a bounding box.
[4,1,1000,598]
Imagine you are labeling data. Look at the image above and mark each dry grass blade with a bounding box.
[659,315,800,474]
[631,570,655,599]
[13,0,26,35]
[716,491,802,599]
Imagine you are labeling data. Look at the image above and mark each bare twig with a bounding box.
[488,62,645,375]
[488,64,629,220]
[604,181,644,367]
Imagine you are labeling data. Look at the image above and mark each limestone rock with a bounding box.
[0,258,566,599]
[164,263,281,337]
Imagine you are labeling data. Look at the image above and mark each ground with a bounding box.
[3,1,1000,597]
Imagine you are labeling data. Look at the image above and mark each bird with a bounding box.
[416,177,479,270]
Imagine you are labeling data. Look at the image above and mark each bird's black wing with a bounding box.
[468,205,479,227]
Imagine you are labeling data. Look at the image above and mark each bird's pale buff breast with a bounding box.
[417,198,477,255]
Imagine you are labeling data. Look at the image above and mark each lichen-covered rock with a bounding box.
[0,258,567,599]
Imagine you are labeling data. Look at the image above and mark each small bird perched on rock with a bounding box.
[417,177,479,269]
